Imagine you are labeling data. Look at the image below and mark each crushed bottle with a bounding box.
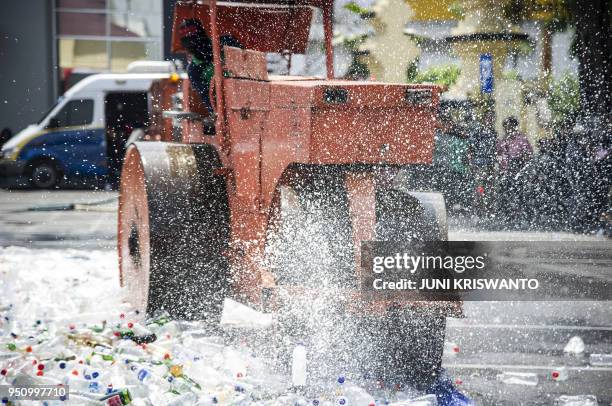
[588,353,612,366]
[496,371,538,386]
[554,395,598,406]
[563,336,585,355]
[389,394,439,406]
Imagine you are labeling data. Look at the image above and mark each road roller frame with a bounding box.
[119,0,460,319]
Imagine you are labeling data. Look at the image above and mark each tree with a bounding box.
[569,0,611,121]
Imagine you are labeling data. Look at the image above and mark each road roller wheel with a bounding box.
[267,166,355,289]
[119,142,230,321]
[371,189,447,388]
[266,167,447,387]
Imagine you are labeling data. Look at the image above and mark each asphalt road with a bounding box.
[0,188,117,249]
[0,188,610,404]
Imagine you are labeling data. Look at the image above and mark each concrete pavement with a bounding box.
[0,188,117,249]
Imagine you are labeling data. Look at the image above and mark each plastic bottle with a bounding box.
[336,375,347,405]
[496,371,538,386]
[589,353,612,366]
[444,341,460,357]
[549,367,568,381]
[553,395,598,406]
[61,375,101,394]
[99,388,133,405]
[129,365,171,391]
[166,391,198,406]
[563,336,585,355]
[291,344,307,387]
[403,394,439,406]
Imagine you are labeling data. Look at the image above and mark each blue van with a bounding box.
[0,62,175,188]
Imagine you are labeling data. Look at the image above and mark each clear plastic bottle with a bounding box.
[130,365,171,391]
[336,375,348,405]
[589,353,612,366]
[404,394,439,406]
[554,395,598,406]
[291,343,307,387]
[496,371,538,386]
[549,366,569,381]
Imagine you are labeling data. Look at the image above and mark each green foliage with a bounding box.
[502,70,521,81]
[502,0,572,32]
[447,1,465,19]
[408,64,461,88]
[345,60,370,80]
[343,2,372,17]
[503,0,529,25]
[405,59,419,83]
[548,72,580,128]
[341,34,369,52]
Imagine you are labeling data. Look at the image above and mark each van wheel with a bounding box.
[28,160,60,189]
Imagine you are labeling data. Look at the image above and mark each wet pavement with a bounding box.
[0,188,116,249]
[0,188,611,404]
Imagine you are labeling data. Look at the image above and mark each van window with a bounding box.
[37,97,63,125]
[52,99,94,127]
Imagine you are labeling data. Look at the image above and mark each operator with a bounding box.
[178,19,242,119]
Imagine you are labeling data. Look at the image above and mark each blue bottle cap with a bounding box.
[137,369,149,382]
[59,362,66,369]
[313,400,320,406]
[84,374,91,380]
[92,372,99,379]
[337,376,345,384]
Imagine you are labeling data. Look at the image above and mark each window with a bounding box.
[52,99,94,127]
[55,0,163,75]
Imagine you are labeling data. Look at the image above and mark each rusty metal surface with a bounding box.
[119,142,234,316]
[118,145,151,312]
[172,3,313,54]
[224,47,268,81]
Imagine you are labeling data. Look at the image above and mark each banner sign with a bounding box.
[480,53,494,94]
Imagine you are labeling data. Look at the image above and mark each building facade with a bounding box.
[0,0,168,135]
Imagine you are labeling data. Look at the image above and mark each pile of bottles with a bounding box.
[0,309,268,405]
